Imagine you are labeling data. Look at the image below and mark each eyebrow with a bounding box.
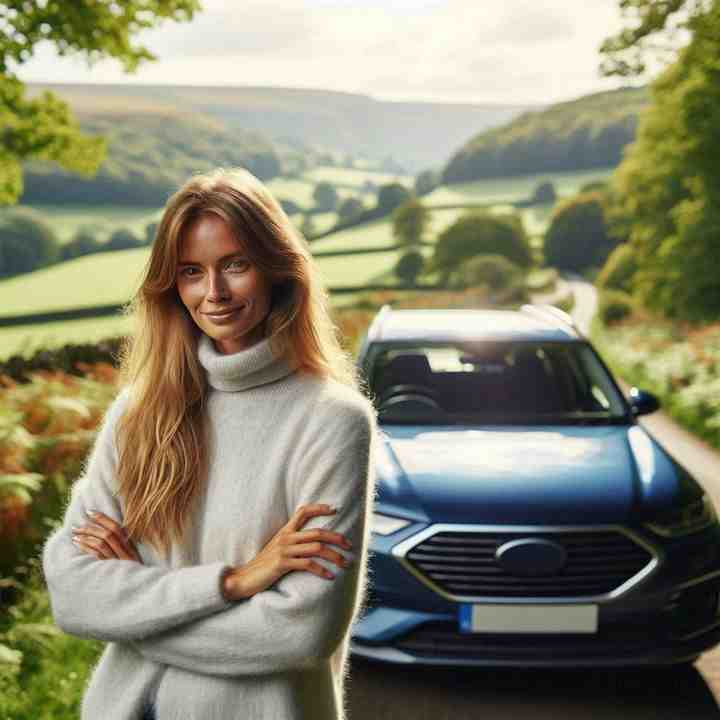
[177,252,246,268]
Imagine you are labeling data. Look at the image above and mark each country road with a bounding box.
[344,276,720,719]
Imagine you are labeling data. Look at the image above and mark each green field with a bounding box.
[267,174,370,211]
[302,166,412,190]
[0,166,615,358]
[0,205,163,244]
[423,167,614,207]
[0,314,135,359]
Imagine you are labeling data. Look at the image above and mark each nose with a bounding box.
[206,269,229,301]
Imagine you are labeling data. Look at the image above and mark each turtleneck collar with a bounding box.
[197,332,297,392]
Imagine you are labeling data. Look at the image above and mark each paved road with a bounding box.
[345,277,720,718]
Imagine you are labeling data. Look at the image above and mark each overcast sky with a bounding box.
[16,0,644,105]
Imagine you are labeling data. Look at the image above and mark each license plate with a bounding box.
[458,603,598,634]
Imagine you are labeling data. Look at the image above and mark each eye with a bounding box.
[228,259,249,271]
[180,267,198,277]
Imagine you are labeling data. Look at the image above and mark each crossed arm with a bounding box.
[41,387,236,643]
[44,386,378,677]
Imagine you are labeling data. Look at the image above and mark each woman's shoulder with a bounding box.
[291,372,377,427]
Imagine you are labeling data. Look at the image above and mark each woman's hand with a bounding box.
[224,503,353,601]
[71,510,143,563]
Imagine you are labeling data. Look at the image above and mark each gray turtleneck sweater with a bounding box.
[42,332,378,720]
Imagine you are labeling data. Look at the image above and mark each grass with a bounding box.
[302,166,412,190]
[422,167,614,207]
[0,248,147,316]
[0,205,163,245]
[0,315,134,360]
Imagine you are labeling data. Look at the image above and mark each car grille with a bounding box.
[404,530,654,599]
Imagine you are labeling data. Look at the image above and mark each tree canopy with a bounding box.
[601,0,720,320]
[431,211,532,280]
[544,191,620,273]
[0,0,200,204]
[392,197,430,247]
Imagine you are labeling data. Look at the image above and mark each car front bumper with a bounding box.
[350,525,720,668]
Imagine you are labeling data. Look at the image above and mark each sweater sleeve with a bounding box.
[42,387,235,643]
[128,395,378,676]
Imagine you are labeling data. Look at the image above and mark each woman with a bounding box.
[42,167,378,720]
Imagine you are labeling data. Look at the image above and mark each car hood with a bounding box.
[376,424,690,525]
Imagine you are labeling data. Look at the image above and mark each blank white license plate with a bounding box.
[458,603,598,634]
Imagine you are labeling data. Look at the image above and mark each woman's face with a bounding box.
[176,213,273,355]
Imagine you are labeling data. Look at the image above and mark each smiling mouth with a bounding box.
[204,305,245,317]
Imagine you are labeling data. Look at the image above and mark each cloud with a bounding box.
[16,0,631,104]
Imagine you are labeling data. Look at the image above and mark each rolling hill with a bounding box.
[442,86,648,183]
[26,83,535,174]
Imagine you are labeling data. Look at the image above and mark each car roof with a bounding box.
[366,305,582,343]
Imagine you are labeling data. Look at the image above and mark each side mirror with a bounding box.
[628,387,661,416]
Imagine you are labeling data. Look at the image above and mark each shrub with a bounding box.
[0,208,60,276]
[312,182,338,212]
[60,230,102,260]
[431,211,532,279]
[596,242,638,292]
[453,254,522,291]
[544,191,620,272]
[106,228,142,251]
[599,289,634,324]
[394,251,424,284]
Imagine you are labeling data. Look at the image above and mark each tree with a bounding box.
[61,228,102,260]
[0,207,59,276]
[394,250,424,284]
[107,227,142,251]
[312,182,338,212]
[376,182,411,214]
[337,196,364,222]
[392,197,430,247]
[453,254,523,292]
[600,0,720,320]
[599,0,714,78]
[544,191,620,273]
[431,211,532,281]
[0,1,200,205]
[414,169,440,196]
[531,181,556,205]
[596,243,638,292]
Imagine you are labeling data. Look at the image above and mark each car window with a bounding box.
[365,340,629,425]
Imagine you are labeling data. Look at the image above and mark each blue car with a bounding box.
[349,304,720,667]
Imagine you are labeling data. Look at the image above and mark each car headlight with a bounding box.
[372,511,412,536]
[644,494,718,537]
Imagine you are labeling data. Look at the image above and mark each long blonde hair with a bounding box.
[113,167,363,559]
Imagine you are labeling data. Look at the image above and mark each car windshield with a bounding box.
[364,340,631,425]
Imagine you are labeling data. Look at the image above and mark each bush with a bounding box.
[60,230,102,260]
[106,227,142,251]
[337,196,364,222]
[414,169,440,196]
[431,211,532,279]
[598,289,634,324]
[394,250,424,284]
[596,242,638,292]
[531,181,556,204]
[453,254,522,291]
[0,208,60,277]
[376,182,411,213]
[312,182,338,212]
[543,191,620,272]
[392,197,430,247]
